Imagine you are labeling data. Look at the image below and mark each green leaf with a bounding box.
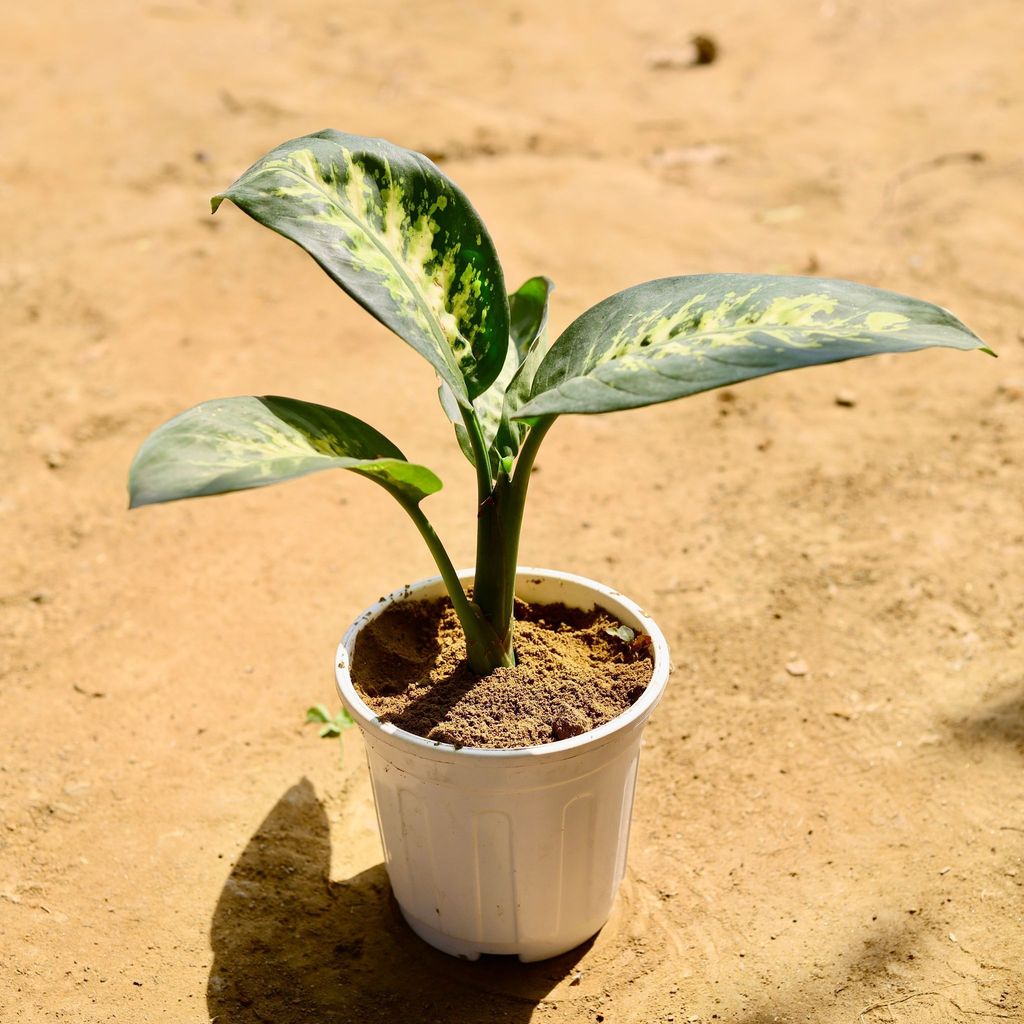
[501,276,555,436]
[440,276,554,470]
[514,274,989,418]
[129,396,442,509]
[466,341,521,462]
[212,130,509,404]
[509,276,554,360]
[306,704,354,741]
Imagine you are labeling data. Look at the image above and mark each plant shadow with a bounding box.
[946,676,1024,754]
[730,919,930,1024]
[207,778,589,1024]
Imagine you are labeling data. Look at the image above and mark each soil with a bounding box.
[351,597,653,748]
[3,2,1024,1023]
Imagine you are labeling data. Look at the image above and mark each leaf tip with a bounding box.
[126,482,146,510]
[210,194,225,215]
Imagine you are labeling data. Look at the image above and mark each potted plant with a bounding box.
[129,130,988,962]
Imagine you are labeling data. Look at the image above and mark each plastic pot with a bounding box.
[335,567,670,962]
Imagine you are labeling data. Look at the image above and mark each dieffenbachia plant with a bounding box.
[129,130,991,674]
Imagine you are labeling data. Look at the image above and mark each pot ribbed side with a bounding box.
[336,568,670,961]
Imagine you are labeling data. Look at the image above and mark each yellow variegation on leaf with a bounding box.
[212,131,509,406]
[129,396,442,509]
[440,276,554,472]
[514,274,989,418]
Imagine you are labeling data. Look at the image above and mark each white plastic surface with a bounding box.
[335,568,670,962]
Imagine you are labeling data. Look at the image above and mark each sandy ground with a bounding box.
[2,1,1023,1021]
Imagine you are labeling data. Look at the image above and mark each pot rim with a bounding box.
[335,566,670,763]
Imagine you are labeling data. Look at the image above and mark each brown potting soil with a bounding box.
[351,597,654,748]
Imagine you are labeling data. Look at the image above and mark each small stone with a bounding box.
[45,450,66,469]
[570,972,582,986]
[29,590,50,604]
[835,390,858,407]
[691,34,718,64]
[785,659,809,677]
[647,34,718,70]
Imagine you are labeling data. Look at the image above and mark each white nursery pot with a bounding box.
[335,567,670,963]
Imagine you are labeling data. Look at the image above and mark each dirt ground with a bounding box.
[2,1,1023,1021]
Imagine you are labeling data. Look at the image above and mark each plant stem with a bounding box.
[471,469,515,663]
[399,499,511,673]
[503,415,556,571]
[470,414,557,671]
[461,406,493,503]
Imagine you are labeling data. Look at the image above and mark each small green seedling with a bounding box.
[306,703,354,744]
[129,130,990,676]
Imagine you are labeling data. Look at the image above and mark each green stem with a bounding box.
[470,415,557,670]
[503,415,556,571]
[472,469,514,662]
[461,405,493,503]
[400,499,511,673]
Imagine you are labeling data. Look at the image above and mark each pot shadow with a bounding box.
[207,778,589,1024]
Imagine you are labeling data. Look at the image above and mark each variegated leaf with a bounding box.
[129,396,441,509]
[441,276,554,469]
[514,274,989,418]
[438,341,520,470]
[212,131,509,405]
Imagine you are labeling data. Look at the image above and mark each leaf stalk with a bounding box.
[399,499,512,673]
